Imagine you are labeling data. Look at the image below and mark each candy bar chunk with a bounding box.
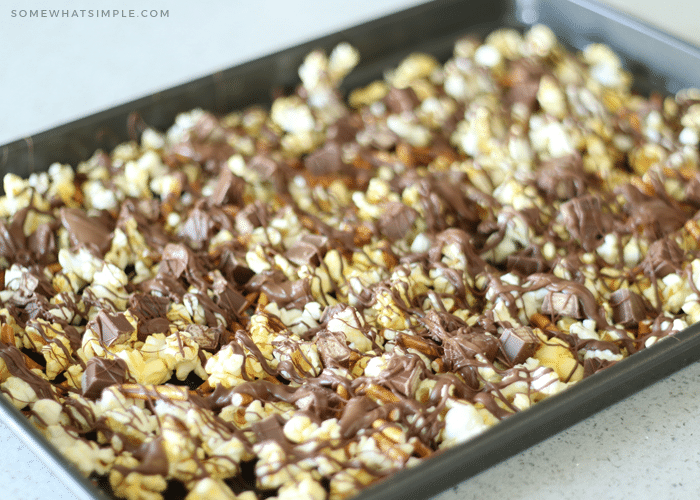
[642,238,684,278]
[384,355,423,397]
[378,202,418,241]
[384,86,420,114]
[610,288,646,327]
[82,357,128,400]
[60,208,114,256]
[252,415,288,444]
[316,330,361,369]
[559,195,607,251]
[541,291,584,319]
[500,326,540,365]
[185,324,221,351]
[261,278,313,309]
[90,310,135,347]
[285,234,329,266]
[207,166,244,206]
[304,141,346,176]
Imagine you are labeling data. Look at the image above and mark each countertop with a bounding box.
[1,1,700,499]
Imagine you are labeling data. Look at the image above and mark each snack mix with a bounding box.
[3,24,700,500]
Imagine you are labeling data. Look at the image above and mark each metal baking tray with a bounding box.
[2,0,700,499]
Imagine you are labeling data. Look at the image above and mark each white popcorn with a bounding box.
[271,97,316,134]
[185,478,237,500]
[386,115,431,148]
[32,398,64,426]
[596,233,619,265]
[329,42,360,84]
[441,400,489,448]
[59,247,104,283]
[474,44,502,68]
[569,319,599,340]
[1,376,39,409]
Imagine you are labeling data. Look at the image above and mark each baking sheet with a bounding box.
[2,0,700,499]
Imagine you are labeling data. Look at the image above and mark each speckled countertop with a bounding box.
[1,1,700,499]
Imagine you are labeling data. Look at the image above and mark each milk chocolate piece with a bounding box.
[180,207,214,248]
[642,238,684,278]
[627,199,686,240]
[500,326,540,365]
[541,291,584,318]
[378,202,418,241]
[560,195,607,251]
[252,415,287,444]
[59,208,113,255]
[208,167,244,206]
[213,282,248,317]
[384,87,420,114]
[261,278,313,309]
[304,141,345,176]
[285,234,329,266]
[82,357,128,400]
[316,330,361,369]
[610,288,646,327]
[185,324,221,351]
[326,115,361,144]
[248,154,279,178]
[90,310,135,346]
[27,223,57,265]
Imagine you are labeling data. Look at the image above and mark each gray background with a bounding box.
[1,1,700,499]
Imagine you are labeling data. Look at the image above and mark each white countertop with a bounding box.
[1,1,700,499]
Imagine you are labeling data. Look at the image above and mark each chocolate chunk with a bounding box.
[208,167,244,206]
[236,201,269,234]
[685,174,700,208]
[128,293,170,339]
[180,207,214,248]
[248,154,279,179]
[214,282,248,318]
[140,318,171,336]
[90,310,135,346]
[627,199,686,240]
[133,437,170,476]
[384,87,420,114]
[261,278,313,309]
[467,333,500,362]
[285,234,329,266]
[327,115,361,144]
[82,357,128,400]
[500,326,540,365]
[27,223,57,265]
[383,354,422,397]
[185,324,221,351]
[610,288,646,327]
[0,215,27,264]
[129,293,169,322]
[59,208,113,255]
[560,195,608,251]
[378,202,418,241]
[316,330,361,369]
[541,291,584,319]
[506,255,548,276]
[252,415,288,444]
[159,243,207,279]
[642,238,684,278]
[535,155,588,200]
[304,141,346,176]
